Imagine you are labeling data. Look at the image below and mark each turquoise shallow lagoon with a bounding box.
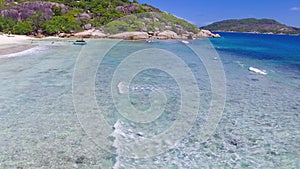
[0,34,299,168]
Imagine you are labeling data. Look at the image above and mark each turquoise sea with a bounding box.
[0,33,299,168]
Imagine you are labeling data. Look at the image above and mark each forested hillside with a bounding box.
[202,18,300,34]
[0,0,200,36]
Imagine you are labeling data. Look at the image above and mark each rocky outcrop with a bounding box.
[91,30,107,38]
[0,2,68,21]
[115,3,138,15]
[73,30,93,38]
[156,30,179,39]
[73,29,220,40]
[83,23,92,30]
[58,32,72,38]
[102,12,217,39]
[0,0,222,39]
[196,29,221,38]
[77,12,92,26]
[73,29,107,38]
[79,13,91,21]
[109,32,149,40]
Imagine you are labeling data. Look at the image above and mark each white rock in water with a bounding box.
[117,82,129,94]
[181,40,189,44]
[248,67,267,75]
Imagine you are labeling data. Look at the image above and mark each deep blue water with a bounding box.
[211,32,300,88]
[212,32,300,63]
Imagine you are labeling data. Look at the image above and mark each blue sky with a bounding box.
[138,0,300,27]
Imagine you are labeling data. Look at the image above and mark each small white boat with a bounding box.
[248,67,267,75]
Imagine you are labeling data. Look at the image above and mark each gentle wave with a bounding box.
[0,45,47,59]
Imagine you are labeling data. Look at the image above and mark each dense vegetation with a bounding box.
[0,11,81,34]
[202,18,300,34]
[103,12,199,34]
[0,0,165,35]
[0,15,15,32]
[0,0,201,35]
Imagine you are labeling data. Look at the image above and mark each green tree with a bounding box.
[103,15,144,34]
[52,6,62,16]
[132,6,146,14]
[42,14,81,34]
[91,4,106,16]
[0,0,4,9]
[13,21,34,34]
[0,16,16,33]
[27,11,44,30]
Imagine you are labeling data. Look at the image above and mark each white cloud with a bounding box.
[290,7,300,11]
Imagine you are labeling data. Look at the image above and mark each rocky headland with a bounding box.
[202,18,300,35]
[70,29,220,40]
[0,1,220,39]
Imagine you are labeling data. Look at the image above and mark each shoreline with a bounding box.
[0,44,38,56]
[0,30,217,57]
[53,29,221,39]
[0,34,35,56]
[213,31,300,36]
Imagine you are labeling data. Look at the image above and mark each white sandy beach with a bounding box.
[0,34,36,55]
[0,34,33,44]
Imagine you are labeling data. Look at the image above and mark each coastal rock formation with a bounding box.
[109,32,149,40]
[0,1,221,39]
[91,30,107,38]
[101,12,220,40]
[58,32,71,38]
[72,29,220,39]
[73,29,94,38]
[156,30,179,39]
[73,29,107,38]
[0,2,68,21]
[196,29,221,38]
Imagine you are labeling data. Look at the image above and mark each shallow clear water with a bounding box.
[0,34,299,168]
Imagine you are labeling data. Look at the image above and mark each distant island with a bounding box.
[0,0,219,39]
[202,18,300,35]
